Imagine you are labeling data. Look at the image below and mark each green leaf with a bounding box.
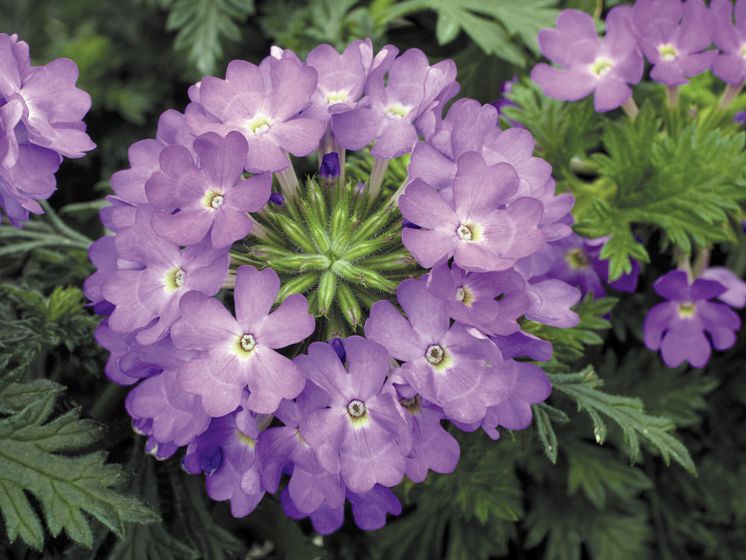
[165,0,255,75]
[0,389,158,550]
[548,367,697,475]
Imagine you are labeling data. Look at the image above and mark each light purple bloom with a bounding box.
[0,33,94,225]
[332,48,457,159]
[531,8,644,111]
[186,56,326,173]
[632,0,716,85]
[365,278,512,424]
[126,369,211,448]
[103,209,229,344]
[644,269,741,367]
[700,266,746,308]
[711,0,746,84]
[258,385,345,515]
[172,265,314,417]
[183,410,265,517]
[426,260,530,336]
[296,336,410,494]
[146,131,271,248]
[400,152,545,271]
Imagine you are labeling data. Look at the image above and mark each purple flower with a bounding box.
[172,265,315,416]
[399,152,545,271]
[183,410,265,517]
[331,48,457,159]
[146,131,271,248]
[303,40,373,123]
[295,336,410,494]
[125,369,211,448]
[0,33,94,225]
[186,56,326,173]
[396,391,460,482]
[632,0,716,85]
[711,0,746,84]
[531,8,644,111]
[426,260,530,336]
[644,269,741,367]
[365,278,511,424]
[102,209,229,344]
[319,152,341,181]
[258,386,345,515]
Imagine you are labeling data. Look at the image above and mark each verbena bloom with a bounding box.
[632,0,716,85]
[710,0,746,84]
[0,33,94,225]
[103,210,229,345]
[146,131,271,248]
[400,152,545,271]
[296,336,410,494]
[365,278,511,424]
[172,265,314,416]
[182,410,265,517]
[700,266,746,308]
[332,48,457,158]
[531,8,644,111]
[186,56,326,173]
[319,152,340,181]
[644,269,741,367]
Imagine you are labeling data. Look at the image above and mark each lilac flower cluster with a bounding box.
[531,0,744,113]
[644,267,744,367]
[0,33,95,225]
[86,40,579,533]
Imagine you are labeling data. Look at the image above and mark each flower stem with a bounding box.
[692,247,711,277]
[665,85,679,109]
[718,82,743,111]
[276,158,299,199]
[621,97,639,120]
[40,200,92,246]
[368,158,390,200]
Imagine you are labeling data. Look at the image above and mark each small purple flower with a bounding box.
[270,192,284,205]
[172,265,315,416]
[644,269,741,368]
[426,260,530,336]
[711,0,746,84]
[531,8,644,111]
[396,391,460,482]
[365,278,510,424]
[399,152,545,271]
[735,110,746,125]
[186,56,326,173]
[304,40,373,123]
[183,410,265,517]
[102,209,229,344]
[125,369,211,447]
[331,48,457,159]
[319,152,341,181]
[632,0,716,86]
[295,336,410,494]
[146,131,271,248]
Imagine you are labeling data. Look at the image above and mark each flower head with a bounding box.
[644,269,741,367]
[531,8,644,111]
[711,0,746,84]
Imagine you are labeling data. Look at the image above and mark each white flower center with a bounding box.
[425,344,445,365]
[740,44,746,60]
[240,333,257,352]
[384,103,410,119]
[658,43,679,62]
[456,224,473,241]
[325,89,349,104]
[164,267,186,291]
[203,189,225,209]
[590,57,614,78]
[456,287,466,302]
[347,399,367,418]
[246,114,271,135]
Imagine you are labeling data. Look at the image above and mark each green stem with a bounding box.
[622,96,639,120]
[718,82,743,111]
[39,201,92,246]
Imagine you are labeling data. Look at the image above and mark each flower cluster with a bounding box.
[0,33,95,226]
[87,40,580,532]
[531,0,743,113]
